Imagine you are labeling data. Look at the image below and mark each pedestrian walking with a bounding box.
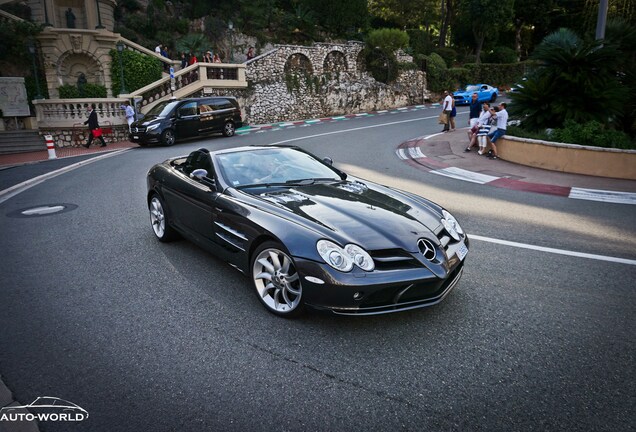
[120,101,135,133]
[441,91,453,132]
[83,103,106,148]
[450,98,457,131]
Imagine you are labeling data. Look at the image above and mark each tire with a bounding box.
[490,93,497,103]
[222,121,235,137]
[161,129,176,146]
[149,194,179,242]
[251,241,304,317]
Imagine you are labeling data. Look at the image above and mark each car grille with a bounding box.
[369,225,464,271]
[131,126,147,133]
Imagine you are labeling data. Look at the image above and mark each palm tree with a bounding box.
[509,28,626,130]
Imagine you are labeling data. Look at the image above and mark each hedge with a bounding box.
[463,62,530,87]
[110,48,162,97]
[58,83,107,98]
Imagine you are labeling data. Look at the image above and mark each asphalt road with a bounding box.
[1,107,635,432]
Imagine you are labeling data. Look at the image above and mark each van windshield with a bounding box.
[146,101,180,117]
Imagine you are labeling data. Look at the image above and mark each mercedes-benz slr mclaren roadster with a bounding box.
[146,145,469,317]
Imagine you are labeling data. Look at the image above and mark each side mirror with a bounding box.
[322,157,333,166]
[190,169,216,189]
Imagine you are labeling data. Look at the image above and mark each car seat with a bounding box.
[184,148,213,176]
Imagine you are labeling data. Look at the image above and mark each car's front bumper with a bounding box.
[294,248,467,316]
[130,128,162,145]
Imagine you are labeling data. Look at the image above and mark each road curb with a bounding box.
[396,136,636,205]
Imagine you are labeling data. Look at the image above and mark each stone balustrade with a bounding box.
[124,63,247,113]
[33,98,130,147]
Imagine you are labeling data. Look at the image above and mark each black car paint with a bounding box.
[147,146,468,315]
[131,97,243,146]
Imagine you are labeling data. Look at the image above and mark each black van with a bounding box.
[129,97,243,146]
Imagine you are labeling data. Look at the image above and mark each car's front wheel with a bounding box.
[161,129,176,146]
[149,194,179,242]
[490,93,497,103]
[251,241,304,317]
[223,121,235,137]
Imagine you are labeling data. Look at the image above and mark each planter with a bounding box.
[498,136,636,180]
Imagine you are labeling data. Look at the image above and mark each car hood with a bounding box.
[247,180,444,252]
[135,115,164,126]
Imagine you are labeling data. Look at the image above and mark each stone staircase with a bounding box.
[0,130,45,154]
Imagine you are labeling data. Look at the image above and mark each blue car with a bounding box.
[453,84,498,105]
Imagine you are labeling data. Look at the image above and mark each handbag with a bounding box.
[438,112,448,125]
[91,128,103,138]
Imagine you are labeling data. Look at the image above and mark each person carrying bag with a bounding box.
[83,103,107,148]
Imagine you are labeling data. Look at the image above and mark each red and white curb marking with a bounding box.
[396,140,636,205]
[236,104,438,135]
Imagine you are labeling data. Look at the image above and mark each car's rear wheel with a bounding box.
[222,121,235,137]
[149,194,178,242]
[490,93,497,103]
[251,241,304,317]
[161,129,176,146]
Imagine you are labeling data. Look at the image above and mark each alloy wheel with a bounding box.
[252,247,302,314]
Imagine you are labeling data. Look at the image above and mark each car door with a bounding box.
[174,101,199,138]
[479,85,490,102]
[161,170,218,248]
[198,99,216,134]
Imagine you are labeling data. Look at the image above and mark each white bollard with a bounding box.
[45,135,57,160]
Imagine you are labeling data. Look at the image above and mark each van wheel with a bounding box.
[161,129,176,146]
[223,121,235,137]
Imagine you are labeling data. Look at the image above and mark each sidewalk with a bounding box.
[0,141,137,169]
[397,128,636,204]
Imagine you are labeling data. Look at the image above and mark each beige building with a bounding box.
[2,0,120,97]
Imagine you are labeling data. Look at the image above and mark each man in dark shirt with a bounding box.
[83,104,107,148]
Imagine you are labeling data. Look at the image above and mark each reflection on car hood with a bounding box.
[253,180,443,251]
[138,115,163,126]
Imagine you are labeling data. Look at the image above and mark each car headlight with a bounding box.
[344,244,375,271]
[317,240,375,272]
[146,123,160,131]
[442,209,464,241]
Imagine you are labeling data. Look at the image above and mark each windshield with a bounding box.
[215,147,341,188]
[464,85,480,92]
[145,100,180,117]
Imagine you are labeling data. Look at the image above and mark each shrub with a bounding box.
[464,62,527,87]
[406,29,434,56]
[366,28,409,53]
[425,52,454,92]
[551,120,633,149]
[109,48,162,97]
[485,46,517,64]
[433,47,457,67]
[448,67,471,88]
[363,47,399,84]
[58,83,106,98]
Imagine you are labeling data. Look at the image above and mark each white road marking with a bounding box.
[569,187,636,205]
[396,149,408,160]
[0,150,131,204]
[267,114,446,146]
[408,147,426,159]
[470,234,636,266]
[431,167,499,184]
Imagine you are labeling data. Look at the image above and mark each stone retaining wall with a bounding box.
[499,135,636,180]
[202,42,427,125]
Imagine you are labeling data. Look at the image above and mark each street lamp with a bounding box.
[27,41,43,100]
[95,0,105,29]
[228,20,234,62]
[116,41,127,95]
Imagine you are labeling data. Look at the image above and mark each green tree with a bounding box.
[462,0,514,64]
[301,0,368,36]
[110,49,163,97]
[368,0,439,30]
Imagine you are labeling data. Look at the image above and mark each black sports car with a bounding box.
[146,146,469,316]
